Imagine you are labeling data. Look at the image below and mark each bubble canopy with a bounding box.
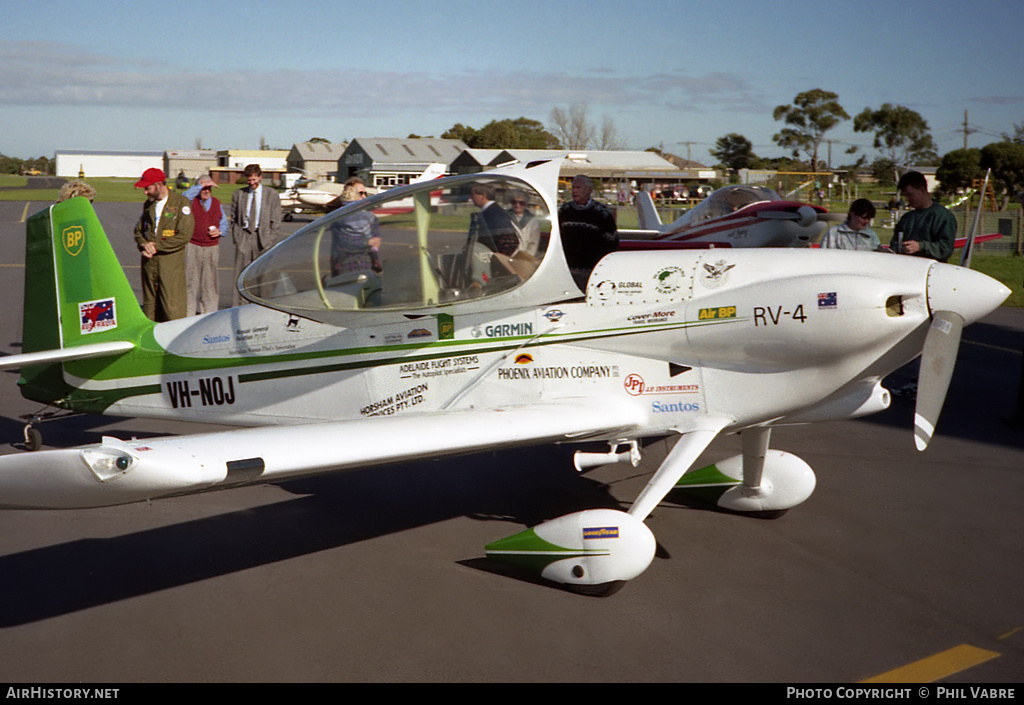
[238,173,553,322]
[678,185,781,226]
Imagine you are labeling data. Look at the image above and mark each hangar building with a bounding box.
[337,138,468,187]
[54,150,163,179]
[287,141,347,181]
[164,150,218,181]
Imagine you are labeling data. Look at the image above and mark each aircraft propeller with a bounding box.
[758,205,839,228]
[913,310,964,450]
[912,262,1010,450]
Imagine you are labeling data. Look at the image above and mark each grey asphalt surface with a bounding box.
[0,200,1022,683]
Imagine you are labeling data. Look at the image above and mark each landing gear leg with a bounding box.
[18,407,84,451]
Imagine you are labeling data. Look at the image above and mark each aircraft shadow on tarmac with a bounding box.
[866,320,1024,450]
[0,443,634,626]
[0,312,1020,624]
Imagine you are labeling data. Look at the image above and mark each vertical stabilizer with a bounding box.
[19,198,152,403]
[635,190,663,232]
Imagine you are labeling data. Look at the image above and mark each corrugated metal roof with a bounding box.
[291,141,347,161]
[494,150,679,171]
[350,137,469,165]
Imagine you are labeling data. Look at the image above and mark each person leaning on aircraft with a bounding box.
[132,167,194,322]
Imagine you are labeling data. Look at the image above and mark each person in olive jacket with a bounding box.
[133,168,194,321]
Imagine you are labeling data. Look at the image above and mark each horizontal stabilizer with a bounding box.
[0,341,134,371]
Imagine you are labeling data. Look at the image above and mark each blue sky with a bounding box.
[2,0,1021,165]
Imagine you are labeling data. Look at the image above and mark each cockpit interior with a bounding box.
[238,174,552,317]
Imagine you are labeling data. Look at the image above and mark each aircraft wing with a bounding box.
[0,341,134,370]
[0,401,646,509]
[954,232,1001,249]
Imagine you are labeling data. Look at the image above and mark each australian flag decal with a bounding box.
[79,298,117,334]
[817,291,837,309]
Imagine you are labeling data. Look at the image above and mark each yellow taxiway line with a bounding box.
[861,644,1000,683]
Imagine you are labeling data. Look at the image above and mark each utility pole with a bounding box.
[960,110,976,150]
[677,141,694,163]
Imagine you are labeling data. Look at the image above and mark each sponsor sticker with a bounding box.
[653,266,687,294]
[437,313,454,340]
[79,298,117,334]
[624,372,698,396]
[61,225,85,256]
[698,306,737,320]
[583,526,619,540]
[473,321,534,338]
[700,259,735,289]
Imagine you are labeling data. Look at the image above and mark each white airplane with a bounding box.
[282,163,448,219]
[0,159,1009,595]
[621,184,838,250]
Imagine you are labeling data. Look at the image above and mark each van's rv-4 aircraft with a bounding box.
[621,184,838,249]
[624,183,1002,252]
[0,159,1009,594]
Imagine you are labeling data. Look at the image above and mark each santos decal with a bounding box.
[651,400,699,413]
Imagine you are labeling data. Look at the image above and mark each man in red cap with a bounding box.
[133,167,194,321]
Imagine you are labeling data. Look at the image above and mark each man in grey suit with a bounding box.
[230,163,282,305]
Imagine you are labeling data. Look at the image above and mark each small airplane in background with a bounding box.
[620,184,840,250]
[281,163,447,220]
[0,159,1009,595]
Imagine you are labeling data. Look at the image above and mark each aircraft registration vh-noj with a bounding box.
[0,158,1010,595]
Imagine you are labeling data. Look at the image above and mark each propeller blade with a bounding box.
[913,310,964,450]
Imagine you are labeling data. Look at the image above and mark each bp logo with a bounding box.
[436,313,454,340]
[62,225,85,256]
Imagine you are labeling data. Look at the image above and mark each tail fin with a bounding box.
[18,197,152,403]
[411,163,447,183]
[635,190,663,231]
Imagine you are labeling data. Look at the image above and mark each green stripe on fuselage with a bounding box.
[59,314,745,412]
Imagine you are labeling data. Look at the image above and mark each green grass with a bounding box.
[970,255,1024,307]
[0,176,249,202]
[3,175,1021,307]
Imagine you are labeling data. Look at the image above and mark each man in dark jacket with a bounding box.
[558,175,618,289]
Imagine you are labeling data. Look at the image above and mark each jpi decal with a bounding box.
[166,375,236,409]
[753,305,807,326]
[624,373,698,396]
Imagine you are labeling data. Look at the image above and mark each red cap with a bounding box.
[135,168,166,188]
